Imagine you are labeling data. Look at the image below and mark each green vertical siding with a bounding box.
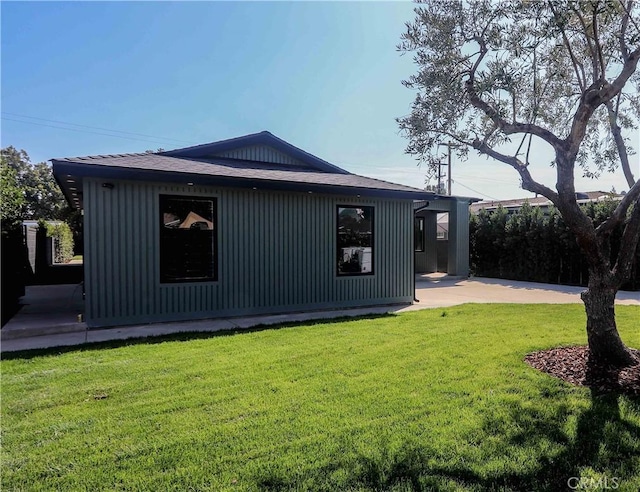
[84,179,414,327]
[415,212,438,273]
[448,199,471,277]
[213,145,307,167]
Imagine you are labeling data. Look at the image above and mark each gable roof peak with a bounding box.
[160,131,350,175]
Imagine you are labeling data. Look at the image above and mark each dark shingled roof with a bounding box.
[52,131,437,208]
[54,152,425,192]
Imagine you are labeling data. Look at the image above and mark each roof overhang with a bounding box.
[53,161,437,209]
[413,196,482,213]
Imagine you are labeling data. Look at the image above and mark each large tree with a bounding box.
[0,159,24,226]
[398,0,640,366]
[1,146,68,220]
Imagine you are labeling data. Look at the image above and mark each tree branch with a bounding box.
[464,24,566,151]
[618,0,632,60]
[618,0,640,46]
[597,178,640,235]
[591,1,608,82]
[606,99,637,187]
[572,3,600,82]
[566,45,640,157]
[549,1,587,91]
[515,133,528,158]
[470,34,488,77]
[598,46,640,101]
[465,78,565,150]
[471,139,560,203]
[613,190,640,287]
[525,133,534,166]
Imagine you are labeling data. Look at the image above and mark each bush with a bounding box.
[42,221,74,264]
[469,200,639,290]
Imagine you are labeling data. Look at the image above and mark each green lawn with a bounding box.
[2,304,639,491]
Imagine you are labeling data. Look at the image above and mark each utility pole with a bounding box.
[438,142,457,196]
[447,143,452,196]
[437,161,447,195]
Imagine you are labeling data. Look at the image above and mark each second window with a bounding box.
[337,206,374,275]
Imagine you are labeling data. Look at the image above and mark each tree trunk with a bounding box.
[581,269,638,368]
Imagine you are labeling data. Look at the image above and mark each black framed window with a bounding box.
[415,217,425,252]
[160,195,216,283]
[337,206,374,275]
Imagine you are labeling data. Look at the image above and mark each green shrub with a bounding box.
[43,221,74,264]
[469,200,640,290]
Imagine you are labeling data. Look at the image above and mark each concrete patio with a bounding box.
[1,276,637,353]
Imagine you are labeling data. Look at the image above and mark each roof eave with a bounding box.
[52,161,434,202]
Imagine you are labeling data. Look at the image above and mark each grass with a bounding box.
[2,304,639,491]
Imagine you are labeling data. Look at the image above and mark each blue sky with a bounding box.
[1,1,635,200]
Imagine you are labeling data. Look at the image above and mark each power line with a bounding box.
[455,173,515,185]
[1,117,183,146]
[453,180,500,200]
[2,111,198,143]
[1,112,198,146]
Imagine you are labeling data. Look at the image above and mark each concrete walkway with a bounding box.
[414,274,640,308]
[2,277,637,354]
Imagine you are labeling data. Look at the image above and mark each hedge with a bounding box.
[42,221,75,264]
[469,200,639,291]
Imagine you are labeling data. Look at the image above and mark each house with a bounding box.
[469,191,624,215]
[413,195,480,275]
[52,131,474,328]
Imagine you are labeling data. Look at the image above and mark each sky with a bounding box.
[1,0,637,201]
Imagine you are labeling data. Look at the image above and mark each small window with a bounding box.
[337,206,374,275]
[437,212,448,240]
[160,195,216,283]
[415,216,425,252]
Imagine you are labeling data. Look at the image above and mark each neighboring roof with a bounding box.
[52,131,442,208]
[470,191,623,214]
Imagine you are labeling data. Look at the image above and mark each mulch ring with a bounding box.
[525,346,640,396]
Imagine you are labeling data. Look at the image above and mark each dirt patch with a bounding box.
[525,346,640,396]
